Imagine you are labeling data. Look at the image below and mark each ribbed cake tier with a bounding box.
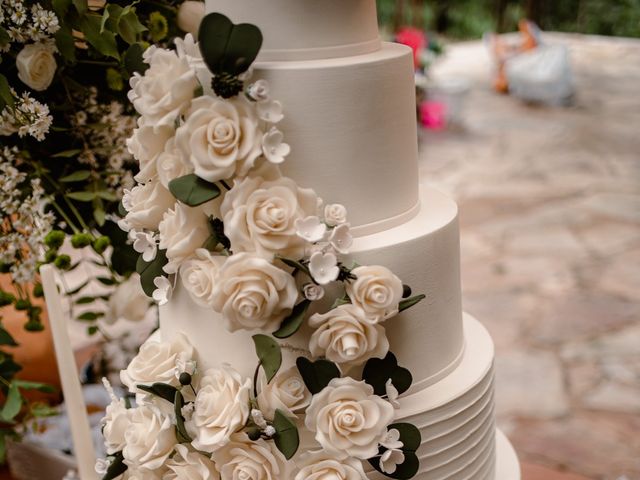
[208,0,380,61]
[159,186,464,390]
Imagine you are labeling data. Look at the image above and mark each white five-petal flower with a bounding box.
[152,276,172,305]
[385,379,401,408]
[257,99,284,123]
[309,251,339,285]
[380,428,404,450]
[132,230,158,262]
[295,216,327,243]
[329,223,353,254]
[380,449,405,474]
[262,127,290,164]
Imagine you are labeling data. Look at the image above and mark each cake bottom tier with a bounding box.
[365,314,519,480]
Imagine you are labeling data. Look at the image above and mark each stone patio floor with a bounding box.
[419,33,640,479]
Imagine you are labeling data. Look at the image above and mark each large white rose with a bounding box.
[309,304,389,369]
[120,333,194,394]
[163,444,216,479]
[294,451,368,480]
[187,365,251,453]
[16,42,57,91]
[158,203,210,274]
[221,174,320,259]
[123,180,175,232]
[179,248,224,308]
[127,121,174,183]
[104,273,150,325]
[122,405,177,471]
[175,96,262,183]
[128,46,198,129]
[211,252,297,332]
[211,433,292,480]
[256,366,311,419]
[157,137,193,189]
[346,265,403,323]
[305,377,394,460]
[102,397,130,455]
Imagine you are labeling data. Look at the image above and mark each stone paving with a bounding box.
[419,33,640,480]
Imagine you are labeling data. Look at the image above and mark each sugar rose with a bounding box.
[221,174,320,259]
[212,433,292,480]
[305,377,394,460]
[164,444,217,480]
[309,304,389,369]
[175,96,262,183]
[128,46,198,129]
[122,180,175,232]
[156,136,193,189]
[127,122,174,183]
[180,248,224,309]
[122,405,176,471]
[187,365,251,453]
[211,252,297,332]
[16,42,57,91]
[346,265,403,323]
[101,396,130,455]
[158,203,210,274]
[120,333,194,394]
[256,366,311,419]
[294,451,368,480]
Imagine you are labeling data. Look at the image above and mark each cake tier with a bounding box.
[206,0,380,61]
[159,186,463,390]
[252,42,420,231]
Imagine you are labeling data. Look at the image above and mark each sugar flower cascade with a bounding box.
[104,13,426,480]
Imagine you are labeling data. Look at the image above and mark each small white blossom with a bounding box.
[152,276,172,305]
[175,357,197,378]
[303,283,325,301]
[132,230,158,262]
[380,449,405,474]
[251,409,268,429]
[385,379,400,408]
[264,425,276,437]
[380,428,403,450]
[256,99,284,123]
[261,127,290,164]
[329,223,353,254]
[247,79,270,102]
[94,459,110,475]
[295,216,327,243]
[309,251,339,285]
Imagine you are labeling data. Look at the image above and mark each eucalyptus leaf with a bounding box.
[0,328,18,347]
[362,352,412,396]
[137,383,178,403]
[276,256,310,277]
[398,294,426,313]
[0,74,14,110]
[252,334,281,383]
[124,43,149,75]
[369,450,419,480]
[169,174,221,206]
[60,170,91,182]
[273,299,310,339]
[136,249,168,297]
[273,409,299,460]
[389,423,421,452]
[174,390,192,443]
[1,385,22,422]
[77,311,103,321]
[13,380,55,393]
[66,191,95,202]
[295,357,340,395]
[52,149,83,158]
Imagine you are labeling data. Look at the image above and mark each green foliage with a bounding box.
[44,230,66,249]
[398,294,426,313]
[362,352,412,396]
[174,390,192,443]
[273,300,310,339]
[169,174,221,207]
[295,357,340,395]
[369,423,422,479]
[252,334,282,383]
[137,383,178,403]
[136,249,169,297]
[273,409,299,460]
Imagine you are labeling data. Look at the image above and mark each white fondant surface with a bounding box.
[205,0,380,61]
[495,430,521,480]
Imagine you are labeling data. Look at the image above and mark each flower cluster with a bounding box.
[106,15,425,480]
[0,88,53,140]
[0,0,59,50]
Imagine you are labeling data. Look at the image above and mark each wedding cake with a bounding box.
[102,1,520,479]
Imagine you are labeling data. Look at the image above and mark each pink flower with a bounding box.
[395,27,426,69]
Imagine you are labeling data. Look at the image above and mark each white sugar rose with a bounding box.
[164,444,217,479]
[211,252,297,332]
[127,122,174,182]
[176,1,205,37]
[120,333,194,394]
[158,203,210,274]
[256,366,311,419]
[324,203,348,226]
[187,365,251,453]
[305,377,394,460]
[104,273,150,325]
[294,451,368,480]
[309,304,389,369]
[346,265,403,323]
[212,433,292,480]
[122,405,176,471]
[102,396,130,454]
[123,180,175,232]
[16,42,57,91]
[157,137,193,189]
[128,46,198,129]
[175,96,262,183]
[221,174,320,259]
[180,248,224,308]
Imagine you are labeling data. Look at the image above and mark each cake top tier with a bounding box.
[207,0,381,61]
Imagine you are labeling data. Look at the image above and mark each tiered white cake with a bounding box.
[160,1,520,478]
